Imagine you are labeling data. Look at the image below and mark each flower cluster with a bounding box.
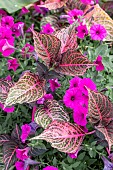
[63,77,97,127]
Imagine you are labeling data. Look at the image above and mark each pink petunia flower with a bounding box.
[21,43,34,58]
[1,16,14,28]
[67,9,83,24]
[69,77,82,88]
[63,88,84,109]
[49,79,61,92]
[16,147,30,161]
[80,0,94,5]
[15,161,24,170]
[41,23,54,34]
[90,24,107,41]
[73,105,88,126]
[79,78,97,96]
[8,58,19,71]
[77,24,88,39]
[37,94,53,104]
[43,166,58,170]
[0,102,14,113]
[68,146,82,159]
[94,55,104,71]
[21,124,31,143]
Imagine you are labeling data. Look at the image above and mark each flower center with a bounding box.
[96,30,100,35]
[71,96,75,101]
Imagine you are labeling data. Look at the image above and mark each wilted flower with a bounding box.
[94,55,104,71]
[16,147,30,161]
[90,24,107,41]
[21,124,31,143]
[8,58,19,71]
[49,79,61,92]
[21,43,34,58]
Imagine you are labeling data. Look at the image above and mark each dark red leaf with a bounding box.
[0,134,11,146]
[11,124,21,142]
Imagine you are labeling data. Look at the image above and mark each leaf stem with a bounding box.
[86,130,95,135]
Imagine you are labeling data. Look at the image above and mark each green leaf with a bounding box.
[0,0,38,13]
[95,44,108,57]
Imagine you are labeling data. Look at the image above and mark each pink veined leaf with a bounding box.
[96,121,113,152]
[3,141,18,170]
[5,72,46,107]
[55,49,94,76]
[0,135,11,146]
[86,87,113,126]
[0,79,14,104]
[54,22,78,53]
[32,30,61,67]
[35,99,70,129]
[38,0,68,10]
[31,120,85,153]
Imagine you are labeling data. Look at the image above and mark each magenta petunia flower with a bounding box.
[8,58,19,71]
[94,55,104,71]
[15,161,24,170]
[0,9,7,17]
[37,93,53,104]
[5,75,12,81]
[77,24,88,39]
[21,124,31,143]
[63,88,84,109]
[80,0,94,5]
[49,79,61,92]
[1,16,14,28]
[41,23,54,34]
[0,102,14,113]
[12,22,24,37]
[68,146,82,159]
[67,9,83,24]
[79,78,97,96]
[0,39,15,57]
[19,7,30,16]
[90,24,107,41]
[21,43,34,58]
[43,166,58,170]
[73,105,88,126]
[69,76,82,88]
[16,147,30,161]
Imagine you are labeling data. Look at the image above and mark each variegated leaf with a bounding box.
[35,100,70,128]
[33,30,61,67]
[38,0,68,10]
[55,49,94,76]
[0,79,13,104]
[31,121,85,153]
[96,121,113,152]
[54,22,78,53]
[5,72,46,107]
[0,135,11,146]
[84,4,113,41]
[87,88,113,126]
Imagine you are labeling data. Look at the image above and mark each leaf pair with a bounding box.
[87,88,113,151]
[33,23,94,76]
[84,4,113,41]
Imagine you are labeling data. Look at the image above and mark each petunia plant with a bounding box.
[0,0,113,170]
